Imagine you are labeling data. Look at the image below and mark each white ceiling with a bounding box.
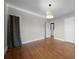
[5,0,75,18]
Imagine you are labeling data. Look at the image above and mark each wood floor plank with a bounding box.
[5,38,75,59]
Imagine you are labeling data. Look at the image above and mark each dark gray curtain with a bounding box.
[7,15,22,49]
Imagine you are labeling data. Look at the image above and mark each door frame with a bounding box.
[50,23,55,38]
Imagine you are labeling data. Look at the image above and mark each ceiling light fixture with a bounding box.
[46,3,54,19]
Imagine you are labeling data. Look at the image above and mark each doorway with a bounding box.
[7,15,22,49]
[50,23,55,39]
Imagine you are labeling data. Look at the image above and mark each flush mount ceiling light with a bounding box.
[46,3,54,19]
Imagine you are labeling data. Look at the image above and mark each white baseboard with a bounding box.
[4,46,8,54]
[54,37,75,43]
[22,37,44,44]
[22,37,74,45]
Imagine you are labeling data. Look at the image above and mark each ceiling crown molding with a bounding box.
[6,3,45,18]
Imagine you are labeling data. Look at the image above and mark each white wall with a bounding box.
[4,3,8,53]
[54,18,64,40]
[8,7,45,44]
[64,16,75,43]
[46,21,51,37]
[50,15,75,43]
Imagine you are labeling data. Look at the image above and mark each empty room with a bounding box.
[4,0,75,59]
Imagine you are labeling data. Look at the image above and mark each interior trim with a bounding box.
[6,3,45,18]
[22,37,44,44]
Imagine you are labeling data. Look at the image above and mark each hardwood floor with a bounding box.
[5,38,75,59]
